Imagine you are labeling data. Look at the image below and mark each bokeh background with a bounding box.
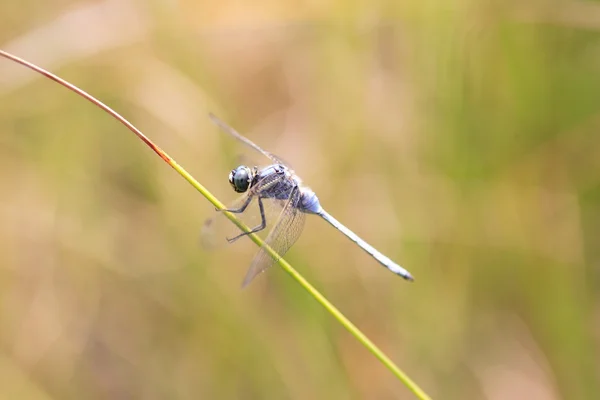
[1,1,599,399]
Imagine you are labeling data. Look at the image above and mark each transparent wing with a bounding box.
[242,187,306,287]
[201,170,290,249]
[200,193,254,249]
[209,113,289,166]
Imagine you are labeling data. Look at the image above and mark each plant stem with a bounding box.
[0,49,432,400]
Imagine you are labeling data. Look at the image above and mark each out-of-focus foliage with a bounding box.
[1,1,599,399]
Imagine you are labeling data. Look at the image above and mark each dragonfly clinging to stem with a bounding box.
[205,113,414,287]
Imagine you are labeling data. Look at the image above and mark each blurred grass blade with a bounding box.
[0,49,432,400]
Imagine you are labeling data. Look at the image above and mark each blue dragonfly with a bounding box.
[205,114,413,287]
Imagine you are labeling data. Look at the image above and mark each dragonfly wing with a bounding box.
[201,170,289,249]
[209,113,288,166]
[200,193,254,248]
[242,187,306,287]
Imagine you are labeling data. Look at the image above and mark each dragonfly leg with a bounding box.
[217,196,252,213]
[226,197,267,243]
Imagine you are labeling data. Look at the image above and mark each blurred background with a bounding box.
[1,1,599,399]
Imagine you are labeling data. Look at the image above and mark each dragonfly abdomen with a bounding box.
[299,187,322,214]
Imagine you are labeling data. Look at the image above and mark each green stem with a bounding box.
[0,49,432,400]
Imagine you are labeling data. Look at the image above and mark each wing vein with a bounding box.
[242,186,305,287]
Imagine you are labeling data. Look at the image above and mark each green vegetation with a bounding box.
[0,2,599,399]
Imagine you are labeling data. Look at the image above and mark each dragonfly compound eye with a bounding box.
[229,166,253,193]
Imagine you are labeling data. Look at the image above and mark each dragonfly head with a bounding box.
[228,165,254,193]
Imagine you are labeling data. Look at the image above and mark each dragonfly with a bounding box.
[205,113,414,287]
